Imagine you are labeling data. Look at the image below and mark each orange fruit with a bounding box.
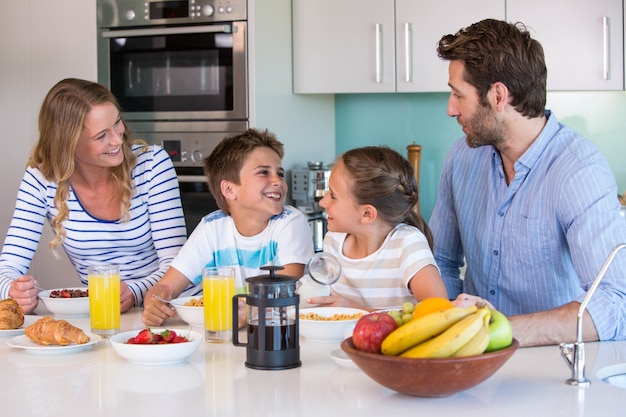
[412,297,454,320]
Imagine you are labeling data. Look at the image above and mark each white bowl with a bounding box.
[110,328,202,365]
[299,307,368,343]
[170,296,204,328]
[38,287,90,317]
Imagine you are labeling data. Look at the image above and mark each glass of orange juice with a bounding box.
[88,265,120,337]
[203,266,236,343]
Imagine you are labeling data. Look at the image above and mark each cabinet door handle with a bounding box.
[375,23,383,83]
[404,22,413,83]
[603,16,610,81]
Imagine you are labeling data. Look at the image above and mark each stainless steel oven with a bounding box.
[96,0,247,122]
[97,0,249,235]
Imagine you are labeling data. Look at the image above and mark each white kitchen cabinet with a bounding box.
[507,0,624,91]
[395,0,504,92]
[292,0,396,93]
[292,0,504,93]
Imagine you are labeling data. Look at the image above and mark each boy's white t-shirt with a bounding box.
[172,205,314,295]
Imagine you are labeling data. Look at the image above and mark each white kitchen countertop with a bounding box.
[1,307,624,417]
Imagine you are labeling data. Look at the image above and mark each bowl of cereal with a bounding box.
[299,307,368,343]
[38,287,89,317]
[170,296,204,328]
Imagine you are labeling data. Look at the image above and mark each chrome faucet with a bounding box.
[560,243,626,386]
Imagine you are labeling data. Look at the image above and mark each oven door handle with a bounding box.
[177,175,207,183]
[101,25,231,39]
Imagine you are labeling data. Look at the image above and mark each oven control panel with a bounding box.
[130,120,248,168]
[162,139,213,167]
[97,0,247,28]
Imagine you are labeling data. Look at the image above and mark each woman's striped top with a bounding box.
[0,145,187,306]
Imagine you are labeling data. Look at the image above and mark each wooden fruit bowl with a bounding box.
[341,337,519,397]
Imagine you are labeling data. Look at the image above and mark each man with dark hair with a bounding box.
[431,19,626,347]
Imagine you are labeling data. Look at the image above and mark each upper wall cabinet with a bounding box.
[293,0,395,93]
[507,0,624,91]
[292,0,504,93]
[395,1,504,92]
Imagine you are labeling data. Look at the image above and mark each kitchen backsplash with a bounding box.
[335,91,626,221]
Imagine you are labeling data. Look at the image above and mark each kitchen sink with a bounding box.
[597,363,626,389]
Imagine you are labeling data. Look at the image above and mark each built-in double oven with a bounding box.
[97,0,249,235]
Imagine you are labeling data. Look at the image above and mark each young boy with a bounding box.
[143,128,314,326]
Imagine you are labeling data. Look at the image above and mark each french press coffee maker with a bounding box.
[232,266,300,370]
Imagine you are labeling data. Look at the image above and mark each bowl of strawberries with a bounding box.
[110,328,202,365]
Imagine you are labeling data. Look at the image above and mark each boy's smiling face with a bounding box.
[224,146,287,234]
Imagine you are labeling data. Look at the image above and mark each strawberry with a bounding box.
[172,335,188,343]
[126,328,188,344]
[132,329,155,344]
[161,330,177,343]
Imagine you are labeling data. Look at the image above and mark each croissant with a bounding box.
[0,299,25,330]
[25,316,90,346]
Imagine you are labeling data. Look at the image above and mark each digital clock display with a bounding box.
[149,1,189,19]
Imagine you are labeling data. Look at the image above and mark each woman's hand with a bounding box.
[142,284,177,326]
[119,281,135,313]
[8,275,39,313]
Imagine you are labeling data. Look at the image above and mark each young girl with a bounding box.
[310,146,448,310]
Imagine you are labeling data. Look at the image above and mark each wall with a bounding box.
[250,0,336,172]
[0,0,97,290]
[335,91,626,221]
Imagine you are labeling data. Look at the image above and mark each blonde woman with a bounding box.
[0,78,186,313]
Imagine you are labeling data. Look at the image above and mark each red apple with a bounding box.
[352,312,398,354]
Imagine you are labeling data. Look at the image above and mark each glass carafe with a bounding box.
[298,252,342,308]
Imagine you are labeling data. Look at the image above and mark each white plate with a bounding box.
[330,348,359,370]
[7,332,101,354]
[0,315,39,337]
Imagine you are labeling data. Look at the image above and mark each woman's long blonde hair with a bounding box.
[29,78,144,250]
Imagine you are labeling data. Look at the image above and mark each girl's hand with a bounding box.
[306,289,372,311]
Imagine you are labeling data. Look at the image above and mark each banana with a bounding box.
[451,312,491,357]
[381,305,478,356]
[400,307,491,358]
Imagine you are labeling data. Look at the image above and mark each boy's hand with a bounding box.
[142,284,177,326]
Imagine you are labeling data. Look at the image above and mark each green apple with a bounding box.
[485,308,513,352]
